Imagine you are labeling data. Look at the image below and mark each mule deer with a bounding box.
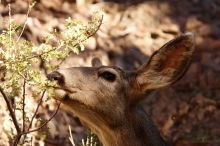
[47,33,195,146]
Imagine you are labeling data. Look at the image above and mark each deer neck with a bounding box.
[83,104,167,146]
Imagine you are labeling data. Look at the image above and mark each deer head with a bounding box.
[47,33,195,146]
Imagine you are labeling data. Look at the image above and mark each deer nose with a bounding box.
[47,71,63,83]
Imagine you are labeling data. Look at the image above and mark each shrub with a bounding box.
[0,2,102,146]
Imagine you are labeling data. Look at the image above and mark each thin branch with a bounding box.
[13,135,21,146]
[22,77,26,132]
[26,48,57,61]
[86,14,103,39]
[15,102,60,146]
[8,3,12,47]
[18,71,28,80]
[69,126,76,146]
[0,87,21,134]
[16,1,34,42]
[27,90,46,131]
[56,15,103,68]
[26,14,103,61]
[20,90,51,145]
[7,14,104,64]
[21,102,60,135]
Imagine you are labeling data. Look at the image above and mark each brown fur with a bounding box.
[47,33,195,146]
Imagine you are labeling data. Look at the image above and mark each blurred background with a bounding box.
[0,0,220,146]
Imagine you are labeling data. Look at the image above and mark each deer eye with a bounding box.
[99,71,116,82]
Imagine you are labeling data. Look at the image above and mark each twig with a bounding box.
[5,13,104,66]
[16,1,34,42]
[8,3,12,47]
[19,90,55,143]
[26,48,57,61]
[27,90,46,132]
[22,77,26,132]
[0,87,21,134]
[18,71,28,80]
[16,102,60,146]
[56,15,103,68]
[4,48,57,65]
[27,14,103,61]
[69,126,76,146]
[20,90,46,145]
[21,102,60,135]
[87,14,103,39]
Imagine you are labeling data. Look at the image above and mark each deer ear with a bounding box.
[91,57,102,67]
[135,33,195,92]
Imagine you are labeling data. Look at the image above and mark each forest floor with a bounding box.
[0,0,220,146]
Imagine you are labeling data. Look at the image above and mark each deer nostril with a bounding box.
[47,71,63,83]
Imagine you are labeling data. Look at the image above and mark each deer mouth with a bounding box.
[52,87,77,101]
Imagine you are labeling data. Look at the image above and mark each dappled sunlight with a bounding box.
[0,0,220,146]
